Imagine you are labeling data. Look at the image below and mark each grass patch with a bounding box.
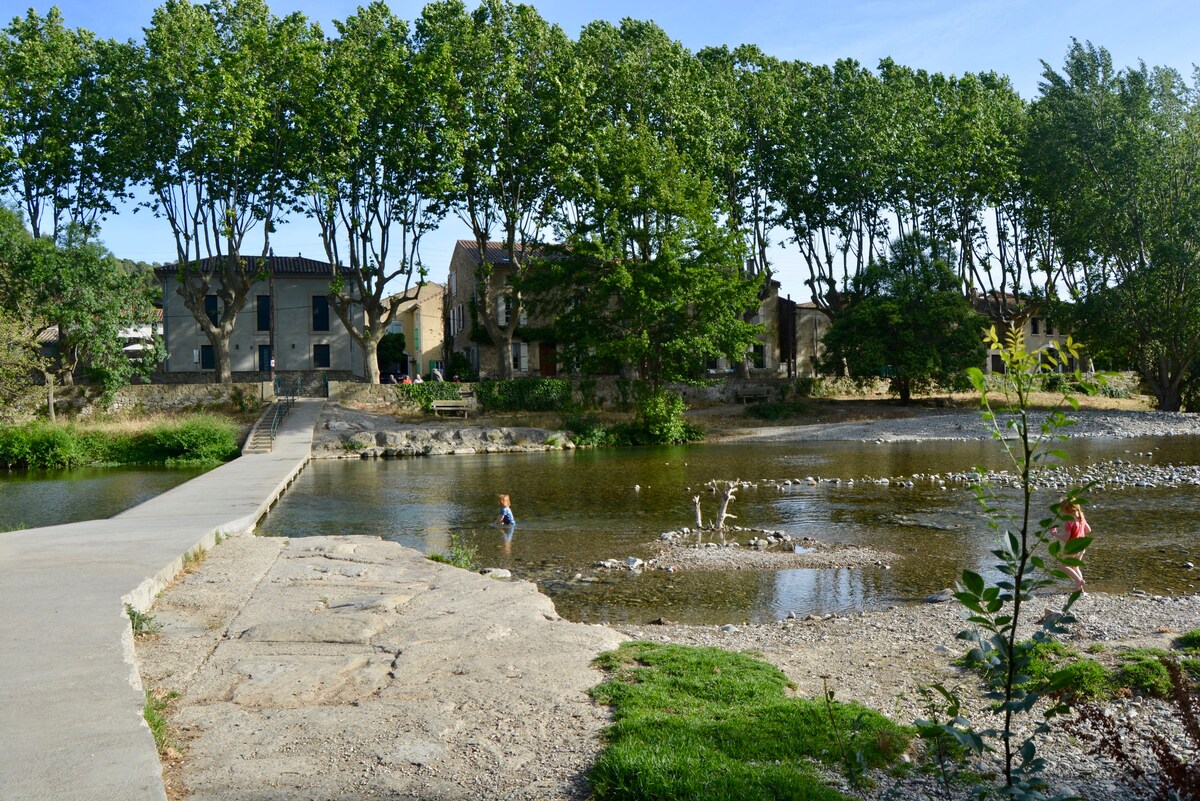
[0,414,239,469]
[427,533,478,571]
[1116,648,1175,698]
[1176,629,1200,651]
[143,687,179,755]
[589,642,912,800]
[126,604,161,638]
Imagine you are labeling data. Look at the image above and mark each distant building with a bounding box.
[156,256,365,379]
[385,282,445,379]
[444,240,556,378]
[974,296,1085,374]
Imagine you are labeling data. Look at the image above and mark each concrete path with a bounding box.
[0,399,326,801]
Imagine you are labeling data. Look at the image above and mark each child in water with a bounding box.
[494,494,515,527]
[1053,498,1092,593]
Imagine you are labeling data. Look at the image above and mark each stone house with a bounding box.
[384,282,446,379]
[975,296,1085,374]
[157,256,365,380]
[444,240,557,378]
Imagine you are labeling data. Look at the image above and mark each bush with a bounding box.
[398,382,462,411]
[562,412,617,447]
[0,422,95,468]
[475,378,572,412]
[145,415,239,464]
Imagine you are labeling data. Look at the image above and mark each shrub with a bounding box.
[475,378,572,412]
[562,412,617,447]
[0,421,95,468]
[427,533,478,570]
[146,415,239,464]
[398,382,462,411]
[627,388,698,445]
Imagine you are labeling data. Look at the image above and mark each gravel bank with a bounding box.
[722,409,1200,443]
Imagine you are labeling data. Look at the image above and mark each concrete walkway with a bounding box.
[0,399,326,801]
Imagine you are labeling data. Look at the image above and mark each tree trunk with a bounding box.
[898,377,912,406]
[362,338,381,384]
[45,375,56,423]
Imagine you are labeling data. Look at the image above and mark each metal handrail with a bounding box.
[266,377,301,441]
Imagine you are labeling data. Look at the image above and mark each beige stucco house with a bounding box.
[157,256,365,380]
[385,282,446,378]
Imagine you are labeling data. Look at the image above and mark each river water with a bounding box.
[253,436,1200,624]
[7,437,1198,623]
[0,465,204,532]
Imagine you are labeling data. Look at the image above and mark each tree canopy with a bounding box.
[819,235,986,404]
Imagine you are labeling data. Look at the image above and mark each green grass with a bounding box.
[589,642,912,801]
[126,603,161,638]
[1176,629,1200,651]
[1117,648,1175,698]
[427,533,478,571]
[0,414,239,468]
[143,688,179,754]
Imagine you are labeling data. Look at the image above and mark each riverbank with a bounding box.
[137,532,1200,800]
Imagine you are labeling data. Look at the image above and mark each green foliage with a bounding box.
[427,533,478,571]
[144,416,239,464]
[1028,42,1200,412]
[376,332,407,371]
[1116,649,1175,698]
[1175,630,1200,651]
[142,688,178,754]
[0,416,238,468]
[561,412,618,448]
[126,603,161,638]
[793,376,828,398]
[475,379,572,412]
[819,234,986,405]
[398,382,463,411]
[590,642,911,801]
[445,351,474,382]
[941,325,1100,796]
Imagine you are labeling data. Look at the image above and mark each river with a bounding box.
[254,436,1200,624]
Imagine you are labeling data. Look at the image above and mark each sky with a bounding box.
[12,0,1200,300]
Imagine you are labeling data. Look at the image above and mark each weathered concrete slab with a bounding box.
[0,399,325,801]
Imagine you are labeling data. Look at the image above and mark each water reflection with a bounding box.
[255,436,1200,624]
[1,465,205,531]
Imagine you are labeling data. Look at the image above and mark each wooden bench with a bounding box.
[432,399,471,418]
[735,389,770,404]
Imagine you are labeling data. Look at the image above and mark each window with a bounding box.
[256,295,271,332]
[1046,322,1055,336]
[498,296,510,327]
[1030,317,1040,335]
[204,294,219,326]
[457,304,465,332]
[312,296,330,331]
[990,353,1005,374]
[511,342,528,371]
[313,343,331,368]
[200,344,215,370]
[751,343,767,369]
[448,272,456,297]
[258,344,272,372]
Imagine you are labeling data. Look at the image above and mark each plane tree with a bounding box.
[1027,41,1200,411]
[300,1,457,384]
[115,0,321,383]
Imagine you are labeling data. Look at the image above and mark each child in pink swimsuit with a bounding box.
[1053,499,1092,592]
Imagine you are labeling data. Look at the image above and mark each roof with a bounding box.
[389,282,445,312]
[155,255,354,278]
[453,240,546,265]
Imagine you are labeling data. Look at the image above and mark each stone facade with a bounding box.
[157,256,366,380]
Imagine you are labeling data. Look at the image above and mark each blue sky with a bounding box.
[12,0,1200,299]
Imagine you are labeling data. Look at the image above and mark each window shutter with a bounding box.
[520,343,529,372]
[497,297,508,327]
